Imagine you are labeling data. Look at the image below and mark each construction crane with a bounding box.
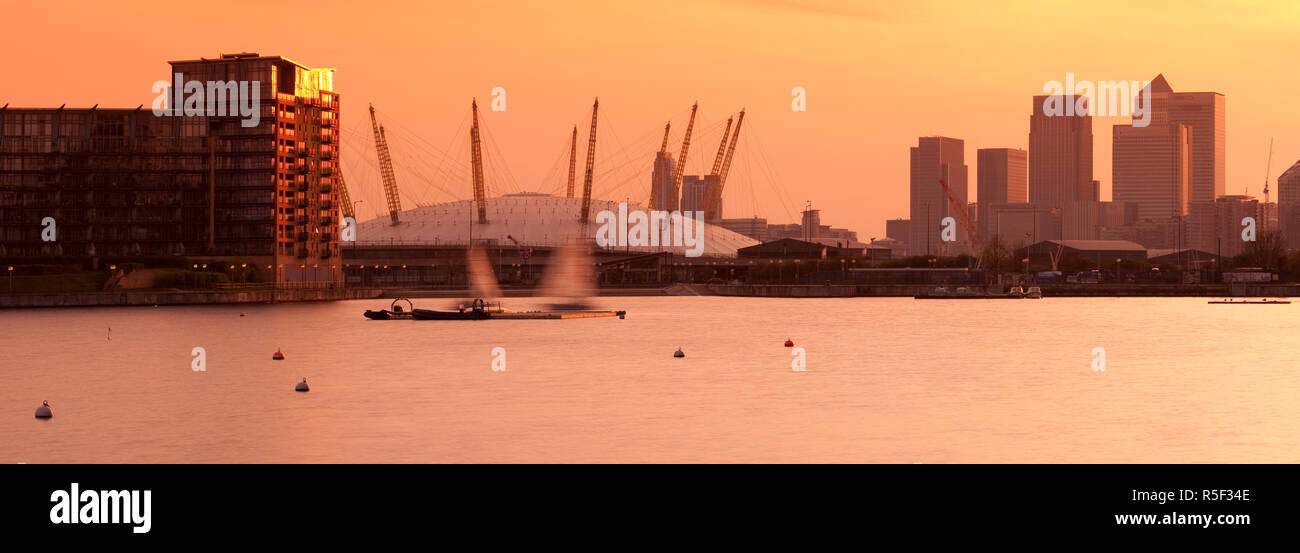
[938,178,985,269]
[704,109,746,220]
[337,166,355,220]
[368,104,402,225]
[717,109,744,190]
[579,98,598,225]
[669,102,698,211]
[648,122,670,209]
[1264,138,1275,204]
[565,125,577,198]
[711,116,734,176]
[469,99,488,223]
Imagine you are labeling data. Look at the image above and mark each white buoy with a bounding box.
[295,378,309,392]
[673,348,685,358]
[34,400,52,418]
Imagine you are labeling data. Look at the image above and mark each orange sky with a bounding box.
[2,0,1297,239]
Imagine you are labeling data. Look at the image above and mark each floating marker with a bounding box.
[784,339,794,347]
[34,400,52,418]
[673,348,685,358]
[240,312,246,317]
[272,348,285,360]
[295,378,309,392]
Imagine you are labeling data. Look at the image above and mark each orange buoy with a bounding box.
[272,348,285,360]
[784,339,794,347]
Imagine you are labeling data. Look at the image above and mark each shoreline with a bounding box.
[5,282,1298,308]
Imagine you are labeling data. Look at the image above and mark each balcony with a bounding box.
[321,249,333,259]
[320,134,333,144]
[296,232,310,241]
[320,151,333,160]
[296,165,309,175]
[321,167,333,176]
[321,200,333,210]
[296,199,309,209]
[320,216,335,226]
[295,248,308,258]
[295,181,308,192]
[320,183,332,193]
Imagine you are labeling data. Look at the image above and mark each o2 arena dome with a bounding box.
[354,193,759,257]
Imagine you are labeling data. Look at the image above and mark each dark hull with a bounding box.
[411,308,490,320]
[363,310,414,320]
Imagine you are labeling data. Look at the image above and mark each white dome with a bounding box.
[354,194,759,257]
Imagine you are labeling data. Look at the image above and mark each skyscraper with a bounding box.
[1278,160,1300,248]
[1137,75,1226,250]
[649,151,675,210]
[1029,95,1094,209]
[1112,123,1192,223]
[976,147,1027,242]
[909,136,967,255]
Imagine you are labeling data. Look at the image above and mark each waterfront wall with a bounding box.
[0,287,382,308]
[687,283,1300,298]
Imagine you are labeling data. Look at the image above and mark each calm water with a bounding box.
[2,296,1298,463]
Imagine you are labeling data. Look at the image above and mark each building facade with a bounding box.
[976,147,1028,242]
[0,52,342,284]
[1029,95,1094,209]
[909,136,967,255]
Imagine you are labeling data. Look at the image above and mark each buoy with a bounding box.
[272,348,285,360]
[784,339,794,347]
[34,400,52,418]
[295,378,309,392]
[673,348,685,358]
[240,312,246,317]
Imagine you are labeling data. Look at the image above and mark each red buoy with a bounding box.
[784,339,794,347]
[272,348,285,360]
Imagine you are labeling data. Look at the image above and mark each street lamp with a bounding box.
[7,266,12,292]
[1116,258,1122,280]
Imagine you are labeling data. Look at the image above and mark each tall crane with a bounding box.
[938,178,985,268]
[469,99,488,223]
[565,125,577,198]
[368,104,402,225]
[337,166,355,220]
[669,102,698,211]
[1264,138,1275,205]
[648,122,670,209]
[717,109,744,190]
[367,105,399,223]
[579,98,598,225]
[711,116,734,176]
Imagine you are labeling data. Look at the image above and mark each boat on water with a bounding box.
[363,298,416,320]
[1025,286,1043,299]
[1207,298,1291,304]
[914,286,1035,299]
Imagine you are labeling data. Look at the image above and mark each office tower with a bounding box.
[909,136,967,255]
[1112,123,1192,223]
[1277,161,1300,248]
[976,147,1028,241]
[680,175,709,213]
[1029,95,1093,209]
[649,151,675,210]
[1138,75,1226,251]
[1213,195,1263,258]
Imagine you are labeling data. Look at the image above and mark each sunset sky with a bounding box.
[2,0,1297,238]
